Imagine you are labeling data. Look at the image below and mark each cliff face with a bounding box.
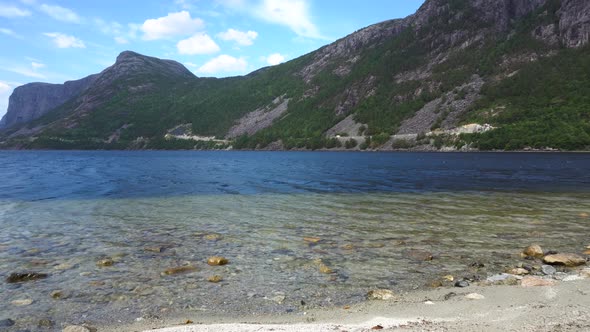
[0,74,97,129]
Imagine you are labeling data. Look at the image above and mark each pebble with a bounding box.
[6,272,48,283]
[541,265,557,276]
[269,295,286,304]
[207,275,223,283]
[543,253,586,267]
[50,290,69,299]
[38,319,54,328]
[96,258,114,267]
[443,275,454,282]
[522,245,544,258]
[207,256,229,266]
[465,293,485,300]
[521,276,557,287]
[424,300,435,305]
[162,265,197,275]
[63,325,91,332]
[318,263,334,274]
[454,280,469,288]
[11,299,33,306]
[0,319,15,327]
[506,268,529,275]
[303,237,321,243]
[367,289,394,300]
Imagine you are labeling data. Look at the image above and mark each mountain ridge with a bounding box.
[2,0,590,151]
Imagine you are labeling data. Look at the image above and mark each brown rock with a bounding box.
[144,246,164,253]
[163,265,197,275]
[404,249,433,261]
[96,258,114,267]
[367,289,394,300]
[584,250,590,255]
[522,245,544,258]
[6,272,48,283]
[208,275,223,283]
[521,276,557,287]
[304,237,321,243]
[204,234,222,241]
[318,263,334,274]
[341,244,354,250]
[543,253,586,267]
[207,256,229,266]
[580,212,589,218]
[428,280,443,288]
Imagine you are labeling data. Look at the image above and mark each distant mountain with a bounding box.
[2,0,590,151]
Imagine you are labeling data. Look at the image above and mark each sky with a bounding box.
[0,0,425,118]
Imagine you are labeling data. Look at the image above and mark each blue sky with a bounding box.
[0,0,425,117]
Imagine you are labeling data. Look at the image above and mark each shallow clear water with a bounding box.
[0,151,589,328]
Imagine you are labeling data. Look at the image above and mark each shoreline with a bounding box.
[97,275,590,332]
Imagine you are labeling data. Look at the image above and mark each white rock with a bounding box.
[63,326,90,332]
[11,299,33,306]
[563,275,585,282]
[424,300,435,305]
[465,293,485,300]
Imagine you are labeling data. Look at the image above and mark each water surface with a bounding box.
[0,151,589,328]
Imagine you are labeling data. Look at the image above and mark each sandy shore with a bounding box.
[99,273,590,332]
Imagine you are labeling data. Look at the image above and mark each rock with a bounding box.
[318,263,334,274]
[204,234,222,241]
[541,265,557,275]
[486,273,515,283]
[506,268,529,275]
[367,289,394,300]
[580,212,589,218]
[303,237,321,243]
[341,244,355,250]
[371,325,384,330]
[6,272,48,283]
[162,265,197,275]
[207,275,223,283]
[442,275,454,282]
[584,250,590,255]
[38,319,54,328]
[563,275,585,282]
[465,293,485,300]
[455,280,469,287]
[443,292,457,300]
[428,280,443,288]
[11,299,33,306]
[522,244,544,258]
[54,263,73,270]
[144,246,164,253]
[404,249,433,261]
[207,256,229,266]
[96,258,114,267]
[424,300,435,305]
[521,276,557,287]
[269,295,286,304]
[63,325,91,332]
[469,262,485,268]
[50,290,69,299]
[0,319,15,327]
[543,253,586,267]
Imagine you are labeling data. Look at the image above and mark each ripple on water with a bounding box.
[1,191,590,327]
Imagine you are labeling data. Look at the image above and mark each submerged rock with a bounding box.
[404,249,433,261]
[318,263,334,274]
[522,245,544,258]
[541,265,557,276]
[207,275,223,283]
[367,289,394,300]
[304,237,321,244]
[11,299,33,306]
[96,258,114,267]
[543,253,586,267]
[207,256,229,266]
[0,319,15,327]
[38,319,54,328]
[162,265,197,275]
[204,234,222,241]
[6,272,48,283]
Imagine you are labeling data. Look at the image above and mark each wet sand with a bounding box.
[101,274,590,332]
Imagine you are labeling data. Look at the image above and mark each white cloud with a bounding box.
[114,36,128,44]
[218,28,257,46]
[39,4,81,23]
[197,54,247,74]
[3,66,46,79]
[0,28,21,38]
[264,53,285,66]
[0,81,14,115]
[177,33,220,55]
[31,61,45,69]
[256,0,321,39]
[141,11,204,40]
[184,62,198,68]
[0,4,31,17]
[43,32,85,48]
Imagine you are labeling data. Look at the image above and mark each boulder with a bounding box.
[522,245,543,258]
[543,253,586,267]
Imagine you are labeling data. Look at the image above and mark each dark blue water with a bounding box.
[0,151,589,201]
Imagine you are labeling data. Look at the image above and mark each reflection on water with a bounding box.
[1,192,589,327]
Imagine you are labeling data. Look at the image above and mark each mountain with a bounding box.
[2,0,590,151]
